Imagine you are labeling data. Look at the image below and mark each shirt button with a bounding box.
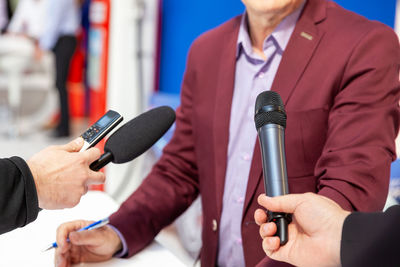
[212,219,218,232]
[242,153,251,161]
[258,73,265,79]
[237,197,244,204]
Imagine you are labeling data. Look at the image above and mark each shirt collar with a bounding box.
[236,2,306,59]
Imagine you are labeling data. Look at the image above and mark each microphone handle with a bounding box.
[267,211,291,245]
[90,151,114,171]
[258,124,291,245]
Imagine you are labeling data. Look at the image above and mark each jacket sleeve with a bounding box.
[315,25,400,212]
[109,40,201,257]
[0,157,40,234]
[341,205,400,267]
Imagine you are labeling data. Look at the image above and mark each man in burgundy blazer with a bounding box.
[55,0,400,266]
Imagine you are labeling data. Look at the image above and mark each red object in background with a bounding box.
[67,32,86,118]
[67,33,84,84]
[88,0,110,125]
[86,0,111,191]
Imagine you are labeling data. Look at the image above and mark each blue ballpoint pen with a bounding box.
[43,218,110,252]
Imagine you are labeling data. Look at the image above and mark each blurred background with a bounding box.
[0,0,399,265]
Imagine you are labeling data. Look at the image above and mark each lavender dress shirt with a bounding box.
[217,6,304,266]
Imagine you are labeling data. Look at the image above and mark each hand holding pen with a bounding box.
[44,218,110,251]
[53,218,123,266]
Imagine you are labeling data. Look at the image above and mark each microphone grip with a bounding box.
[267,210,292,245]
[90,152,114,171]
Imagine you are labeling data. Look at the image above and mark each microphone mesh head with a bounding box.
[255,91,287,130]
[104,106,176,163]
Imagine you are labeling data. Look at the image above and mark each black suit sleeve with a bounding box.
[341,205,400,267]
[0,157,39,234]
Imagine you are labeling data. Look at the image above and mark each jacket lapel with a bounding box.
[242,0,327,217]
[213,18,241,218]
[272,3,325,105]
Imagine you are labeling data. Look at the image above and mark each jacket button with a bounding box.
[212,219,218,232]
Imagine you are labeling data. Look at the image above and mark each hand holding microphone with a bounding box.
[255,193,348,267]
[29,106,175,211]
[254,91,291,245]
[90,106,176,171]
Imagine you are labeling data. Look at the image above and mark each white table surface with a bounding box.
[0,191,186,267]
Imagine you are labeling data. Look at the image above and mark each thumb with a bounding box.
[257,194,306,214]
[69,229,102,247]
[59,137,84,152]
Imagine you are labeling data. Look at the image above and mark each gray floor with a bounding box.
[0,115,85,159]
[0,126,82,159]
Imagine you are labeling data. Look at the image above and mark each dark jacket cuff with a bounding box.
[9,156,40,225]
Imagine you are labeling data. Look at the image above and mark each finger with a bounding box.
[56,220,92,254]
[58,138,84,152]
[262,236,281,254]
[55,250,70,267]
[257,194,305,214]
[70,245,84,264]
[86,171,106,185]
[83,185,89,195]
[82,147,102,164]
[69,227,105,247]
[260,222,277,238]
[54,241,70,267]
[254,209,268,226]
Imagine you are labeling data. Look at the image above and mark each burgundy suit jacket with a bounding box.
[110,0,400,266]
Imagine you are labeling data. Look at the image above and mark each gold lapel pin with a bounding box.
[300,31,313,41]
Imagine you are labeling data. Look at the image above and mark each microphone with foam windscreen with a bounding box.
[254,91,291,245]
[90,106,176,171]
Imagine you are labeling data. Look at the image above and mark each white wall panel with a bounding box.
[105,0,160,203]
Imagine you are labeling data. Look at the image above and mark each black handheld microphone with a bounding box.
[90,106,176,171]
[254,91,291,245]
